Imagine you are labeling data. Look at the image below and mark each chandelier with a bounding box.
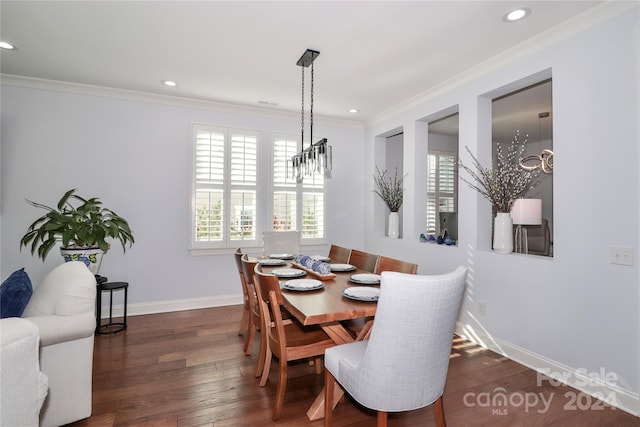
[290,49,332,183]
[519,111,553,174]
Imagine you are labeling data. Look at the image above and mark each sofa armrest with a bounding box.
[25,313,95,347]
[1,317,48,426]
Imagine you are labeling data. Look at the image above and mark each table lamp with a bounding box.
[510,199,542,254]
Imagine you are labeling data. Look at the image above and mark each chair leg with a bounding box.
[325,369,335,427]
[238,306,249,336]
[377,411,388,427]
[433,395,446,427]
[258,341,271,386]
[255,327,267,376]
[272,357,288,420]
[243,321,255,355]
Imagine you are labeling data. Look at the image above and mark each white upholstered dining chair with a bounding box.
[324,267,468,427]
[262,231,300,256]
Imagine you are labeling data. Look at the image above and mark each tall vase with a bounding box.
[493,212,513,254]
[388,212,399,239]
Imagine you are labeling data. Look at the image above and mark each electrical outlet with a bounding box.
[610,247,634,266]
[478,302,486,316]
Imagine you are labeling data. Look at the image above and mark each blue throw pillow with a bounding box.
[0,268,33,318]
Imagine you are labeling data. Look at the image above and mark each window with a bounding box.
[192,125,258,249]
[272,134,325,242]
[426,151,457,236]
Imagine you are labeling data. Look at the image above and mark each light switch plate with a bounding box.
[610,247,634,266]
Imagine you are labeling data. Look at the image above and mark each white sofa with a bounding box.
[22,261,97,427]
[0,317,49,426]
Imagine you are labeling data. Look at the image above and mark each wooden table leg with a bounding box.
[307,380,344,421]
[321,322,356,345]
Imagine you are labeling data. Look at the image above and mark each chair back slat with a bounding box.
[348,249,378,272]
[262,231,300,256]
[328,245,351,264]
[254,264,284,306]
[374,256,418,275]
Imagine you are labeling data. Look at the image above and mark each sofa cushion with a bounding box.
[1,268,33,318]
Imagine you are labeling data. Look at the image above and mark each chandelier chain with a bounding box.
[310,62,314,147]
[301,65,305,150]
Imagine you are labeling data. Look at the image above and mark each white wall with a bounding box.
[365,5,639,413]
[1,83,366,310]
[1,0,637,417]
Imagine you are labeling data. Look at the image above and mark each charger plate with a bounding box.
[330,263,356,272]
[259,258,287,266]
[349,273,381,284]
[269,253,294,260]
[282,279,324,292]
[272,268,306,278]
[343,287,380,302]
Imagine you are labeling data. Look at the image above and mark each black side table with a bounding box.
[96,279,128,335]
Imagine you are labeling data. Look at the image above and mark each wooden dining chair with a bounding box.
[233,249,250,338]
[328,244,351,264]
[324,267,468,427]
[240,254,267,378]
[262,231,300,256]
[254,265,335,421]
[374,255,418,275]
[348,249,379,272]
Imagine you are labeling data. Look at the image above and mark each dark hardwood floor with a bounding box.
[69,306,638,427]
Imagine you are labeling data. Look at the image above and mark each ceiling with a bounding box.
[1,1,601,129]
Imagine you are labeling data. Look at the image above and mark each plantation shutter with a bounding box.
[229,131,258,241]
[272,136,298,231]
[194,126,225,242]
[426,151,457,235]
[302,169,325,239]
[192,125,259,248]
[272,134,325,241]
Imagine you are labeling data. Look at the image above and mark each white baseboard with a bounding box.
[98,294,243,318]
[455,321,639,417]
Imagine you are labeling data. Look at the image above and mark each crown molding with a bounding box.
[0,74,365,130]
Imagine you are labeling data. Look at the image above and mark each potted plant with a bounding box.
[20,189,134,273]
[458,130,539,253]
[373,167,405,238]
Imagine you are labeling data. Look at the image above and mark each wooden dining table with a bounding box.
[262,261,379,421]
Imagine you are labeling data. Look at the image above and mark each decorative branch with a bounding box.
[459,131,540,213]
[373,167,405,212]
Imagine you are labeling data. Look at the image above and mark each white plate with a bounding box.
[330,263,356,272]
[349,273,381,284]
[343,287,380,302]
[272,268,306,278]
[282,279,324,291]
[258,258,287,266]
[310,255,331,262]
[269,253,294,260]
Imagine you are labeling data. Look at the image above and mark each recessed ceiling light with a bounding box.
[162,80,177,87]
[348,109,359,114]
[0,41,16,50]
[503,8,531,23]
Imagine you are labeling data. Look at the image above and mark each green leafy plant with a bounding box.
[20,189,135,261]
[373,167,405,212]
[458,130,540,213]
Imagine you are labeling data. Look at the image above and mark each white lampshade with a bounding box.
[510,199,542,225]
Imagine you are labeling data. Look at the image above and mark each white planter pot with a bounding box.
[388,212,399,239]
[60,247,106,274]
[493,212,513,254]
